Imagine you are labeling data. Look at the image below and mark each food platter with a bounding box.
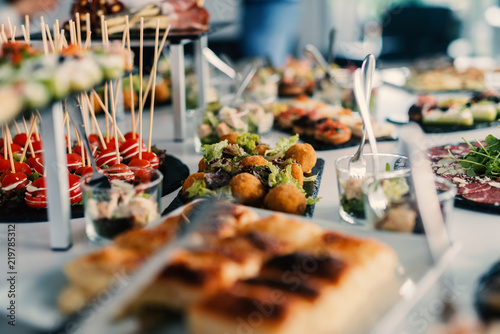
[0,202,459,333]
[0,153,189,223]
[275,127,398,151]
[163,158,325,217]
[428,142,500,214]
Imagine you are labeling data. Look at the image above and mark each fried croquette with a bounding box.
[290,163,304,185]
[264,184,307,215]
[198,158,208,172]
[219,132,239,144]
[182,172,205,196]
[229,173,266,205]
[285,143,317,173]
[254,144,270,156]
[240,155,268,167]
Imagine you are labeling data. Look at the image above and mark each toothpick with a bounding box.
[104,21,109,47]
[10,27,16,42]
[20,116,36,162]
[22,116,35,158]
[45,25,55,53]
[138,18,144,159]
[69,20,76,45]
[3,125,7,160]
[104,84,109,142]
[84,93,107,150]
[40,17,49,55]
[65,108,72,154]
[76,12,82,47]
[12,121,21,134]
[6,17,13,38]
[21,25,28,44]
[140,25,171,111]
[125,16,136,139]
[25,15,30,45]
[85,13,91,49]
[0,25,8,43]
[109,81,120,161]
[53,20,60,47]
[34,116,40,141]
[5,126,15,173]
[57,29,65,52]
[100,15,106,46]
[148,19,161,153]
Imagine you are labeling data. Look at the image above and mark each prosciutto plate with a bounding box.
[428,143,500,213]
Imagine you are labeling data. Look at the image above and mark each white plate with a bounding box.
[0,204,459,333]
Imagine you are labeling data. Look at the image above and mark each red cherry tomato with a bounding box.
[96,148,120,167]
[25,177,47,209]
[119,138,146,162]
[31,141,43,156]
[88,134,100,146]
[26,156,44,174]
[98,137,119,152]
[107,163,135,182]
[128,158,153,182]
[141,151,159,169]
[123,132,138,141]
[1,172,28,191]
[0,138,3,148]
[14,161,32,175]
[68,174,82,204]
[0,159,10,173]
[67,153,83,172]
[13,133,36,147]
[75,166,94,177]
[0,143,23,156]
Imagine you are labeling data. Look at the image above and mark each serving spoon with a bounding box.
[353,68,387,218]
[348,54,375,178]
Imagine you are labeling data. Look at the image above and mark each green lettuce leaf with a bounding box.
[185,179,216,198]
[236,133,260,153]
[264,134,299,159]
[202,140,229,163]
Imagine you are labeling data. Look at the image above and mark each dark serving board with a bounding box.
[0,154,189,223]
[428,143,500,214]
[274,127,398,151]
[162,158,325,217]
[386,117,500,134]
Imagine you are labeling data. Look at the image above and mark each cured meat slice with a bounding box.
[428,147,450,162]
[458,182,491,195]
[462,187,500,205]
[445,144,471,158]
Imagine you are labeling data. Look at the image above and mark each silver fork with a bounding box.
[348,54,375,178]
[353,68,388,218]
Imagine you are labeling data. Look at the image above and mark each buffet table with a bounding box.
[1,84,499,333]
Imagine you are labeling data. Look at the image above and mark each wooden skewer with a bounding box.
[100,15,106,46]
[57,29,65,52]
[70,20,77,45]
[125,16,136,139]
[5,126,15,173]
[33,115,40,141]
[138,18,144,160]
[45,24,56,53]
[0,25,8,43]
[140,25,171,111]
[104,84,109,142]
[12,121,21,134]
[40,17,49,55]
[76,12,82,48]
[91,90,126,141]
[21,25,28,44]
[84,93,107,150]
[53,19,60,47]
[109,82,120,161]
[25,15,30,45]
[65,109,72,154]
[20,116,36,162]
[71,119,85,166]
[85,13,91,49]
[22,116,35,158]
[10,27,16,42]
[3,125,8,160]
[6,17,13,39]
[148,19,161,153]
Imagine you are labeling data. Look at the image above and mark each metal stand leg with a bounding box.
[194,36,209,110]
[40,102,72,251]
[170,43,187,142]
